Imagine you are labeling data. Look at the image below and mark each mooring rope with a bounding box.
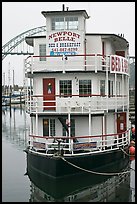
[61,157,130,176]
[130,167,135,171]
[120,147,135,157]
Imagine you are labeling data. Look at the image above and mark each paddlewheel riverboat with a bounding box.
[24,5,130,179]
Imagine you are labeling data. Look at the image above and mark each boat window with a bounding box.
[108,80,113,97]
[116,81,121,96]
[43,119,49,136]
[79,80,92,97]
[43,119,55,136]
[51,16,78,30]
[59,80,72,97]
[100,80,105,96]
[50,119,55,136]
[65,16,78,30]
[52,17,64,30]
[39,44,46,61]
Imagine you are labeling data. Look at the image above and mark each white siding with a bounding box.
[86,35,102,54]
[91,116,102,136]
[106,113,115,134]
[33,38,46,61]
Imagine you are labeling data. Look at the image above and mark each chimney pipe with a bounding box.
[62,4,65,11]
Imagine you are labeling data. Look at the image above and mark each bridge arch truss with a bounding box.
[2,25,46,60]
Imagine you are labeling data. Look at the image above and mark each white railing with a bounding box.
[24,54,129,75]
[25,94,128,114]
[28,130,130,156]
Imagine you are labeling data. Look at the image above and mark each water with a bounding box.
[2,106,135,202]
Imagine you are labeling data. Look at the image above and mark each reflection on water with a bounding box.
[2,105,31,202]
[27,162,134,202]
[2,106,135,202]
[2,105,30,150]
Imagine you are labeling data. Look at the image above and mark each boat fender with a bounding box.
[129,146,135,155]
[130,140,135,146]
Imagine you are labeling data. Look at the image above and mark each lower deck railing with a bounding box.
[28,130,130,156]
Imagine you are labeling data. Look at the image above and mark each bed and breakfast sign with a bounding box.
[47,31,82,56]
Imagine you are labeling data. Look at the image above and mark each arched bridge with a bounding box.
[2,25,46,60]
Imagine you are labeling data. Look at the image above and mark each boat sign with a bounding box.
[73,142,97,150]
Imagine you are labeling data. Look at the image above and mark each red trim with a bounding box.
[29,130,128,140]
[102,41,105,66]
[102,41,105,58]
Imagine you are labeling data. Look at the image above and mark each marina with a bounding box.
[2,93,25,106]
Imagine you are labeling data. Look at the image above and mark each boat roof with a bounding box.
[41,10,90,19]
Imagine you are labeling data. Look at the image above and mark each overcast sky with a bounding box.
[2,2,135,86]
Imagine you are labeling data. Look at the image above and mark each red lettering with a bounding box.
[73,33,80,38]
[62,37,66,41]
[54,36,75,42]
[53,33,57,38]
[57,32,63,36]
[122,58,124,72]
[124,59,128,73]
[68,32,72,36]
[63,31,68,36]
[49,34,53,39]
[118,57,121,71]
[49,31,81,41]
[72,32,77,37]
[70,37,75,42]
[58,37,62,41]
[111,56,128,74]
[111,56,115,71]
[115,57,121,71]
[115,57,118,71]
[54,38,58,42]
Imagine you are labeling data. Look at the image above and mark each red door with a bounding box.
[117,112,127,135]
[43,78,55,110]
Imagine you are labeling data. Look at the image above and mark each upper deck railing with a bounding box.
[24,54,129,75]
[24,53,129,114]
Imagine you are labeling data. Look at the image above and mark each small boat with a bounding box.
[2,100,8,106]
[10,97,25,104]
[24,5,131,179]
[2,93,25,105]
[2,98,10,106]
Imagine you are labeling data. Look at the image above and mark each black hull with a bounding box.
[27,161,130,201]
[26,146,129,179]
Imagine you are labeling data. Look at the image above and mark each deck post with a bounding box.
[106,62,108,112]
[88,96,91,143]
[35,98,38,136]
[114,72,117,112]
